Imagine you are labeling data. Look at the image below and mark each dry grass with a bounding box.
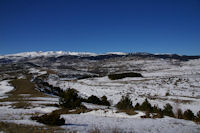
[116,109,137,115]
[144,95,194,107]
[52,108,91,115]
[9,78,46,97]
[170,98,193,104]
[145,95,168,101]
[89,127,134,133]
[11,101,32,109]
[89,128,101,133]
[0,122,68,133]
[0,78,53,110]
[45,69,57,74]
[0,78,49,102]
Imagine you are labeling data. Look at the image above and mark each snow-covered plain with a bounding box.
[0,54,200,132]
[0,96,59,126]
[47,59,200,114]
[61,113,200,133]
[41,58,200,132]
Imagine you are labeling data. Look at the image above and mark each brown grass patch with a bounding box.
[89,128,101,133]
[9,79,46,97]
[0,78,50,103]
[11,101,32,109]
[116,109,137,115]
[52,107,91,115]
[0,121,67,133]
[45,69,57,74]
[170,98,193,104]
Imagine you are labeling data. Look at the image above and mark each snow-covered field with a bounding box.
[47,59,200,114]
[43,58,200,132]
[61,112,200,133]
[0,54,200,132]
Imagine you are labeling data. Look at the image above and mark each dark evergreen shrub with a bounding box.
[134,103,140,110]
[139,99,152,111]
[33,78,64,96]
[31,112,65,126]
[165,92,170,96]
[86,95,110,106]
[194,111,200,124]
[108,72,143,80]
[116,95,133,110]
[163,103,174,117]
[101,95,110,106]
[59,88,81,109]
[177,108,183,119]
[152,105,160,113]
[54,86,64,96]
[87,95,102,105]
[145,110,151,118]
[183,109,195,120]
[197,111,200,118]
[157,109,164,118]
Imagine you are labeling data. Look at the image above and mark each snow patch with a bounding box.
[81,109,145,118]
[0,80,14,96]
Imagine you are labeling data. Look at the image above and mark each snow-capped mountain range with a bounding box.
[0,51,97,59]
[0,51,129,59]
[0,51,199,63]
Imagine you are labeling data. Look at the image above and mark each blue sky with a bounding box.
[0,0,200,55]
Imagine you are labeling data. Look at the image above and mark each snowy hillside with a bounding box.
[47,59,200,113]
[0,51,200,133]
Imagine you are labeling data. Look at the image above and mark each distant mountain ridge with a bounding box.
[0,51,200,63]
[0,51,98,58]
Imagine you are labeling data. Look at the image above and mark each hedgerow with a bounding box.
[108,72,143,80]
